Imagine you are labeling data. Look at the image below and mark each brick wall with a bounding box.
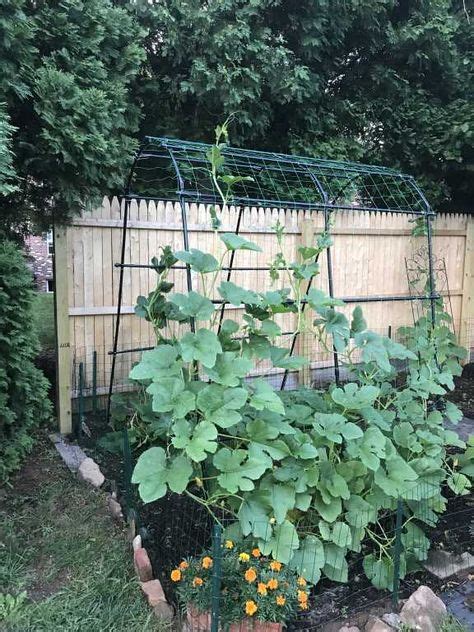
[25,234,54,292]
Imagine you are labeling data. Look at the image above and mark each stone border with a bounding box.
[49,433,174,624]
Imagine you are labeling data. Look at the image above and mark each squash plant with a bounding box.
[128,233,471,589]
[127,123,472,590]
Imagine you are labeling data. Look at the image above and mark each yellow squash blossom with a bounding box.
[251,548,261,558]
[239,552,250,562]
[244,567,257,583]
[276,595,286,606]
[257,582,267,596]
[267,578,278,590]
[193,577,204,587]
[202,556,213,569]
[179,561,189,570]
[170,569,181,582]
[297,577,307,587]
[245,600,258,616]
[269,561,282,572]
[225,540,234,549]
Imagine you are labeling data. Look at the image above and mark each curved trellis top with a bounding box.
[128,136,433,216]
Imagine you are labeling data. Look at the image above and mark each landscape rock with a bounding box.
[134,547,153,582]
[153,601,173,620]
[400,585,446,632]
[132,534,142,551]
[140,579,167,607]
[77,457,105,487]
[365,616,393,632]
[106,495,124,521]
[49,433,87,472]
[338,626,360,632]
[423,549,474,579]
[381,613,401,628]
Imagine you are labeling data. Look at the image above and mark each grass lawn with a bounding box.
[0,435,168,631]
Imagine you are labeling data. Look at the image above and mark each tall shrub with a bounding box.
[0,240,51,481]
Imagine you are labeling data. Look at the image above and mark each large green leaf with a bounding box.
[220,233,262,252]
[331,383,380,410]
[129,345,181,381]
[205,352,253,386]
[266,483,296,524]
[146,377,196,418]
[289,535,325,584]
[249,379,285,414]
[259,519,299,564]
[374,454,418,497]
[175,249,219,273]
[213,447,271,493]
[169,291,215,320]
[196,384,248,428]
[218,281,261,306]
[171,419,218,461]
[238,493,272,540]
[323,543,348,582]
[132,447,193,503]
[312,413,363,443]
[179,329,222,368]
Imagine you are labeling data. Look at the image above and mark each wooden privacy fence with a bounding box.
[54,197,474,433]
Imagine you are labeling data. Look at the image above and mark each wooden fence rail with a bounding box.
[54,197,474,433]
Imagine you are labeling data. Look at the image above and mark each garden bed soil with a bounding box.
[446,363,474,418]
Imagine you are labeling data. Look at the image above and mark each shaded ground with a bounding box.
[0,434,167,632]
[447,364,474,419]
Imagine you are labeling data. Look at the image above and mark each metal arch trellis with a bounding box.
[106,136,439,423]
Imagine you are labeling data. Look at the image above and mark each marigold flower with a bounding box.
[225,540,234,549]
[297,590,308,603]
[257,582,267,596]
[245,600,258,616]
[297,577,307,587]
[179,561,189,570]
[244,567,257,583]
[269,561,282,572]
[251,548,261,558]
[202,556,213,569]
[239,552,250,562]
[170,569,181,582]
[193,577,203,587]
[299,601,309,610]
[267,578,278,590]
[276,595,286,606]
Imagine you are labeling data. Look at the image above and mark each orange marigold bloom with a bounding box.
[244,567,257,583]
[179,561,189,570]
[193,577,204,587]
[239,552,250,562]
[269,561,282,572]
[297,577,307,587]
[297,590,308,603]
[299,601,309,610]
[267,578,278,590]
[245,600,258,616]
[202,556,213,569]
[225,540,234,549]
[276,595,286,606]
[251,548,261,558]
[170,569,181,582]
[257,582,267,596]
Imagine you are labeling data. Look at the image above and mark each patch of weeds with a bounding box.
[439,614,470,632]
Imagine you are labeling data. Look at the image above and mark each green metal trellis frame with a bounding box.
[106,137,438,422]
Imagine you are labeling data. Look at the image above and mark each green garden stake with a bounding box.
[388,324,392,339]
[122,428,134,518]
[92,350,97,415]
[78,361,84,442]
[392,498,404,610]
[210,523,223,632]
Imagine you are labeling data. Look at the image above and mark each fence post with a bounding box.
[211,523,223,632]
[297,218,314,387]
[54,224,72,434]
[122,428,135,522]
[77,362,84,442]
[459,215,474,360]
[92,350,98,414]
[392,498,404,610]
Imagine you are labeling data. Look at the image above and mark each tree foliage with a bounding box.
[0,241,52,481]
[0,0,145,232]
[136,0,472,211]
